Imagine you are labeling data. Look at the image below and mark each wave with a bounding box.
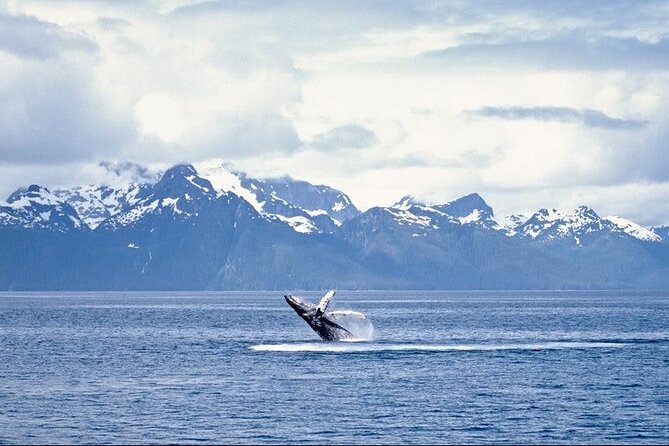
[249,341,626,353]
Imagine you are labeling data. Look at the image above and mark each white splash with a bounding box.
[250,341,624,353]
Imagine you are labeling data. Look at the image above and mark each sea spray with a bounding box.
[328,311,375,341]
[249,341,626,353]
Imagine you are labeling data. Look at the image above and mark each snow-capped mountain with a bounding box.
[239,174,360,223]
[499,213,529,235]
[341,193,663,250]
[54,184,153,229]
[382,193,500,235]
[0,185,84,231]
[385,195,446,232]
[433,193,498,228]
[51,161,160,229]
[2,161,669,290]
[17,162,359,235]
[99,164,218,230]
[2,166,662,245]
[515,206,662,245]
[604,216,661,242]
[199,163,359,234]
[517,206,605,244]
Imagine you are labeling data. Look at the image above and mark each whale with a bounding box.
[284,291,367,341]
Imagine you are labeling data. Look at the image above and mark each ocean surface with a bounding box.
[1,291,668,444]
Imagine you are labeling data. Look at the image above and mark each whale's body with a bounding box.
[284,291,366,341]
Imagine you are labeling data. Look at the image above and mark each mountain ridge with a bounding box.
[1,162,668,290]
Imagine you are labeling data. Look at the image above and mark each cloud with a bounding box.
[0,13,97,59]
[204,113,302,157]
[95,16,130,31]
[0,7,304,166]
[423,36,669,72]
[0,15,135,165]
[125,112,302,163]
[171,0,425,37]
[598,125,669,186]
[99,160,158,182]
[0,67,135,164]
[310,124,377,150]
[469,106,648,130]
[2,0,669,226]
[359,154,430,170]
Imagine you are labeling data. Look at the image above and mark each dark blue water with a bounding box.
[1,291,668,444]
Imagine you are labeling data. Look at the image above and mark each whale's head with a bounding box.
[284,294,314,319]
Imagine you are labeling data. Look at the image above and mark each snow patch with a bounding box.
[305,209,329,217]
[386,208,434,228]
[275,215,317,233]
[161,197,182,214]
[499,213,528,232]
[200,166,265,213]
[605,216,661,242]
[185,175,210,193]
[332,201,345,212]
[458,209,481,224]
[114,200,159,226]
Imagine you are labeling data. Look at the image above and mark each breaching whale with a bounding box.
[284,291,368,341]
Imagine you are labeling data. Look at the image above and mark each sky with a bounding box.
[1,0,669,225]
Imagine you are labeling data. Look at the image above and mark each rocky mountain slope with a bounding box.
[1,162,667,290]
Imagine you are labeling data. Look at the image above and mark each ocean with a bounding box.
[1,291,668,444]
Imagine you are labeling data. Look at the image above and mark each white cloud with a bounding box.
[134,93,187,142]
[0,14,134,164]
[1,1,669,226]
[310,125,377,150]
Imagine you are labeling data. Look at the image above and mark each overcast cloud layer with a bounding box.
[2,0,669,225]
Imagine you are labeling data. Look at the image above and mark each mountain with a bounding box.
[605,216,662,243]
[1,162,668,290]
[336,194,669,289]
[53,184,152,229]
[500,213,529,235]
[386,193,500,233]
[651,225,669,243]
[99,164,218,230]
[433,193,498,228]
[0,185,84,231]
[516,206,662,245]
[518,206,605,244]
[237,172,360,223]
[200,164,359,233]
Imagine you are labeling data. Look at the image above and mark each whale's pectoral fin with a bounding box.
[326,310,367,320]
[315,290,335,317]
[321,315,353,337]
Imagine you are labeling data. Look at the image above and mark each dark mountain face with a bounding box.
[335,200,669,290]
[1,162,668,290]
[653,225,669,243]
[433,193,494,220]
